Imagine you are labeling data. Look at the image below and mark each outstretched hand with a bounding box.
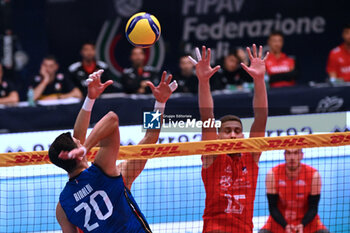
[189,46,220,82]
[241,44,269,80]
[86,69,113,99]
[146,71,178,103]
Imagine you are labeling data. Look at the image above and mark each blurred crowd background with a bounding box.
[0,0,349,117]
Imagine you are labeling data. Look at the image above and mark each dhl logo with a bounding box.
[202,142,252,152]
[9,154,50,164]
[264,138,310,148]
[330,134,350,144]
[140,146,181,156]
[2,133,350,167]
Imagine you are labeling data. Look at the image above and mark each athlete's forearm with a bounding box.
[0,91,19,104]
[250,78,268,137]
[33,81,48,100]
[301,194,320,226]
[73,109,91,144]
[73,96,97,144]
[253,78,268,120]
[198,81,214,121]
[139,103,164,144]
[267,194,288,228]
[198,81,217,141]
[83,111,119,151]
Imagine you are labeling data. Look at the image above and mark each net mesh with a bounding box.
[0,143,349,232]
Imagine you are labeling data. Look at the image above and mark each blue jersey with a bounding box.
[59,164,151,233]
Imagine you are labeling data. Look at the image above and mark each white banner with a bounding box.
[1,111,348,154]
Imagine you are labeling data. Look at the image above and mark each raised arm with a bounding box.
[189,46,220,168]
[73,70,113,144]
[120,71,178,189]
[241,44,269,164]
[63,111,120,177]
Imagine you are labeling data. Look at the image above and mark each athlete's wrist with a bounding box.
[82,96,95,112]
[80,146,87,157]
[154,101,165,114]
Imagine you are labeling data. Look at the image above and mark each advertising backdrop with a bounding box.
[12,0,350,83]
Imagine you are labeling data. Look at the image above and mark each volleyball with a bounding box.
[125,12,161,48]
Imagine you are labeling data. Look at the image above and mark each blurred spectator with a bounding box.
[122,47,158,94]
[212,50,250,90]
[327,24,350,82]
[0,1,28,81]
[0,0,12,33]
[31,56,82,100]
[68,42,120,95]
[0,30,28,80]
[266,31,298,87]
[0,62,18,104]
[175,54,198,93]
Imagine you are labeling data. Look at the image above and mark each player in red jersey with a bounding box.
[265,31,297,88]
[189,44,269,233]
[326,24,350,82]
[259,149,329,233]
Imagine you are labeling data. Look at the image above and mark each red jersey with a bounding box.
[261,163,326,233]
[326,43,350,81]
[265,53,296,87]
[202,153,259,233]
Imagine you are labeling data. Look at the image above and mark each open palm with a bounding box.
[241,44,269,80]
[146,71,177,103]
[195,46,220,82]
[87,69,113,99]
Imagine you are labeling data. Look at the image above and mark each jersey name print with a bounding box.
[60,164,151,233]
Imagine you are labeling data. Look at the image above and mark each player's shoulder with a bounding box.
[68,61,82,72]
[330,44,344,55]
[272,163,285,173]
[96,60,109,69]
[301,163,317,173]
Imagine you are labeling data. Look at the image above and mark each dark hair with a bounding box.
[81,42,95,49]
[43,55,58,63]
[218,115,243,132]
[344,23,350,30]
[269,30,284,39]
[49,132,78,173]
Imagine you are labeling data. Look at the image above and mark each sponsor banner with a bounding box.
[1,132,350,167]
[1,111,348,154]
[39,0,350,84]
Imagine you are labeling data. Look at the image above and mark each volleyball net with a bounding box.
[0,132,349,232]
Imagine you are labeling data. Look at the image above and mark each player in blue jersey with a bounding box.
[48,69,178,233]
